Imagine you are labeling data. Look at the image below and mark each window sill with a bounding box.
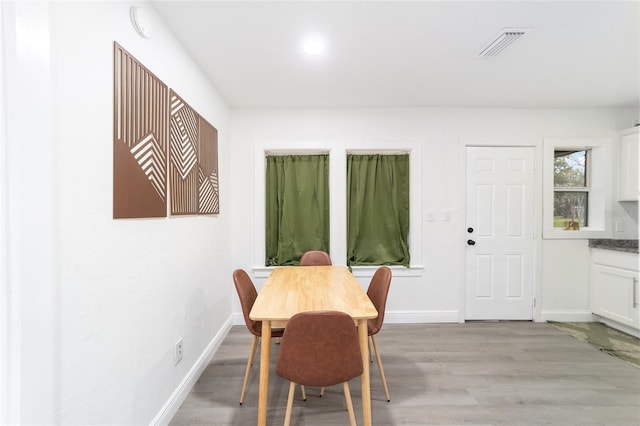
[350,265,423,278]
[543,227,612,240]
[252,267,278,278]
[252,265,424,278]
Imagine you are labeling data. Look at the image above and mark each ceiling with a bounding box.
[151,1,639,109]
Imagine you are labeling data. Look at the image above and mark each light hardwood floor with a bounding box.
[169,322,640,425]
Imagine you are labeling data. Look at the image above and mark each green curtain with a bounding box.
[265,155,330,266]
[347,154,410,267]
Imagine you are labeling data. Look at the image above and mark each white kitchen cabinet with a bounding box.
[591,248,640,336]
[618,127,639,201]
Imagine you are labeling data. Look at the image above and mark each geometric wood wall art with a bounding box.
[113,42,169,218]
[197,116,220,214]
[113,42,219,219]
[169,90,219,215]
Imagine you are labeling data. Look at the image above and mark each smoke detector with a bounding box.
[130,6,153,39]
[477,28,532,58]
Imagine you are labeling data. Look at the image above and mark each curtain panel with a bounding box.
[265,154,330,266]
[347,154,410,267]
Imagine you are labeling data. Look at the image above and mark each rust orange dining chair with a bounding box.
[367,266,392,402]
[299,250,332,266]
[276,310,363,426]
[233,269,285,405]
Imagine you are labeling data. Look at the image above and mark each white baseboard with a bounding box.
[384,310,460,323]
[540,310,594,322]
[152,316,233,426]
[238,309,600,325]
[232,312,245,326]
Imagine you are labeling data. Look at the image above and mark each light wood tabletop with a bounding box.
[250,265,378,426]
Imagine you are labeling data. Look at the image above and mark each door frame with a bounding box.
[458,138,543,322]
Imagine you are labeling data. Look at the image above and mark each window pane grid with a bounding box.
[553,149,590,229]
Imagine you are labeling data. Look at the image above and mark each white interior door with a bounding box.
[465,146,535,320]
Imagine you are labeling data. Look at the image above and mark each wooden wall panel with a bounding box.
[198,118,220,214]
[169,90,219,216]
[169,91,199,215]
[113,42,168,218]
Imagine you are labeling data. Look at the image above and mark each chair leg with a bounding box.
[239,335,259,405]
[371,335,390,402]
[342,382,357,426]
[284,382,296,426]
[320,387,325,397]
[301,385,307,401]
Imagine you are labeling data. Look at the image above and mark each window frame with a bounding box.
[253,142,423,278]
[553,149,590,228]
[346,152,410,267]
[543,138,612,239]
[346,147,422,277]
[264,153,330,266]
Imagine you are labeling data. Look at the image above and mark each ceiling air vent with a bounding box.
[477,28,532,58]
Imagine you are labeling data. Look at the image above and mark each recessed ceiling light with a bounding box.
[302,36,326,56]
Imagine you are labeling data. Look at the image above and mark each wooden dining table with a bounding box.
[249,265,378,426]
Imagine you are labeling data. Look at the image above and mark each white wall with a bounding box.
[3,1,231,424]
[3,0,638,423]
[3,2,56,423]
[0,4,6,422]
[229,107,639,324]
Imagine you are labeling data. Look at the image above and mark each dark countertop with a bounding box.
[589,239,639,254]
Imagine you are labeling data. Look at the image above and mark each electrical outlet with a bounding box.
[174,338,183,365]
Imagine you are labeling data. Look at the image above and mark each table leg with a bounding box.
[257,320,271,426]
[358,319,372,426]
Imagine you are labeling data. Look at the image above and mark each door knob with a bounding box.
[467,227,474,233]
[467,240,476,246]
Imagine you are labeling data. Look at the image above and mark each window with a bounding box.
[543,138,612,239]
[553,149,589,229]
[346,153,410,267]
[254,142,422,277]
[265,154,329,266]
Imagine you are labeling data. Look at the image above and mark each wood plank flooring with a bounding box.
[169,322,640,425]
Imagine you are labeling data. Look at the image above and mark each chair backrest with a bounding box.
[276,311,363,387]
[299,250,332,266]
[233,269,260,336]
[367,266,392,336]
